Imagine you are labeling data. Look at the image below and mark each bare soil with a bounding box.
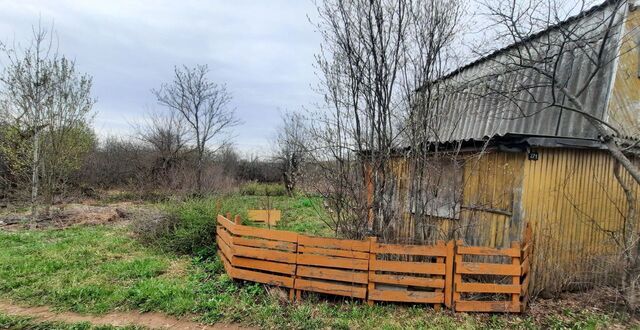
[0,300,252,330]
[0,202,139,230]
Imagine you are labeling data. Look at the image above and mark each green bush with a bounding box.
[132,199,220,257]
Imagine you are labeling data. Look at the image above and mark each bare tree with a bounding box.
[478,0,639,309]
[134,109,190,187]
[0,22,95,217]
[311,0,466,239]
[153,65,239,194]
[274,111,308,196]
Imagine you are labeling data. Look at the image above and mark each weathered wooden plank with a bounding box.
[298,235,370,252]
[297,254,369,270]
[454,301,520,313]
[521,257,530,275]
[234,245,297,263]
[456,245,520,257]
[234,236,296,252]
[248,209,281,225]
[369,273,444,288]
[456,262,520,276]
[217,215,236,232]
[298,246,369,259]
[372,243,447,256]
[444,240,454,308]
[521,273,531,295]
[296,265,368,284]
[294,278,366,298]
[216,226,233,248]
[233,267,294,288]
[369,289,443,304]
[370,260,446,275]
[234,225,298,243]
[456,282,520,294]
[233,256,296,275]
[216,235,233,261]
[218,250,233,276]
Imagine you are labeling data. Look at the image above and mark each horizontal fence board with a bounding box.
[370,260,446,275]
[457,246,520,257]
[369,290,444,303]
[297,254,369,270]
[372,243,447,256]
[233,225,298,243]
[298,246,369,259]
[216,235,233,261]
[234,245,297,263]
[294,278,366,298]
[217,215,236,232]
[298,235,370,252]
[456,262,521,276]
[369,273,445,288]
[218,251,233,275]
[454,301,520,313]
[297,265,368,284]
[233,236,296,252]
[233,256,296,275]
[233,267,294,288]
[456,282,521,294]
[217,227,233,247]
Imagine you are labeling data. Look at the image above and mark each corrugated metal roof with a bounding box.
[424,0,628,143]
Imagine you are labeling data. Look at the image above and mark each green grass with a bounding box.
[0,312,145,329]
[0,223,630,329]
[0,192,633,329]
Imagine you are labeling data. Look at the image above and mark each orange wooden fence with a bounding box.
[216,214,531,313]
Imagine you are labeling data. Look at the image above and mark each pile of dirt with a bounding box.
[0,203,130,229]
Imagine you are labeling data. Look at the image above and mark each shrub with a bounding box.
[132,199,219,257]
[239,182,287,196]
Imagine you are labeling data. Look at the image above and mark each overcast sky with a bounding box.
[0,0,322,157]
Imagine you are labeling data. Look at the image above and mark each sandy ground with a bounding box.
[0,300,253,330]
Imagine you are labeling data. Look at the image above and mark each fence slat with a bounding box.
[371,260,446,275]
[297,254,369,270]
[368,273,444,288]
[294,278,367,298]
[455,262,521,276]
[296,265,368,284]
[368,290,444,304]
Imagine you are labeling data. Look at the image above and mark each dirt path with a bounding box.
[0,301,252,330]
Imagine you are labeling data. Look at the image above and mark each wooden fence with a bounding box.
[216,214,532,313]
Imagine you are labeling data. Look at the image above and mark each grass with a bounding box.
[0,192,634,329]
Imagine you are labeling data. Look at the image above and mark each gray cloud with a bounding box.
[0,0,322,156]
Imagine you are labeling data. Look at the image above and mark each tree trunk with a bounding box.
[614,161,639,311]
[30,129,40,221]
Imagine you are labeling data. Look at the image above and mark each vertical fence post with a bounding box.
[290,233,299,303]
[444,240,455,309]
[434,240,445,312]
[367,236,377,306]
[234,214,242,225]
[511,241,521,311]
[452,240,463,312]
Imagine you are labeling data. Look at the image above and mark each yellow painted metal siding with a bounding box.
[607,7,640,137]
[522,148,639,292]
[459,152,525,248]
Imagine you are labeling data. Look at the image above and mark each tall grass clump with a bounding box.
[133,198,220,257]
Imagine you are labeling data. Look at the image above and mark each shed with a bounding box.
[370,0,640,293]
